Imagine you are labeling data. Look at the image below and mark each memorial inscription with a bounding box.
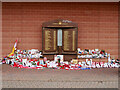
[44,29,57,52]
[63,29,77,52]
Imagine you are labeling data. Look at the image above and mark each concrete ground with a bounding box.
[2,64,119,88]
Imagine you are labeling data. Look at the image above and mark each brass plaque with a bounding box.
[43,29,57,52]
[43,28,77,55]
[63,30,71,51]
[63,29,77,52]
[72,30,75,51]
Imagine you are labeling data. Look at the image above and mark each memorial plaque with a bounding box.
[43,28,57,52]
[62,29,77,52]
[42,19,78,59]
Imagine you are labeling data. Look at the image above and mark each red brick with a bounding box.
[2,2,118,59]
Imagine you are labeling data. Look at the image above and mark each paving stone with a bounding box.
[2,64,119,88]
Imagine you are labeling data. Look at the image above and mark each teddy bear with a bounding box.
[91,62,96,68]
[96,62,101,68]
[22,58,27,66]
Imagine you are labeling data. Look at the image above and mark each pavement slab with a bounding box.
[2,64,119,88]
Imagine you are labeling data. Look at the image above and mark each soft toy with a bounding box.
[40,60,44,65]
[96,62,100,68]
[86,59,92,68]
[103,63,108,68]
[6,59,10,64]
[114,63,119,68]
[81,61,86,67]
[11,59,14,65]
[22,58,27,66]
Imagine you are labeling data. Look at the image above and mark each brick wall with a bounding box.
[2,2,118,59]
